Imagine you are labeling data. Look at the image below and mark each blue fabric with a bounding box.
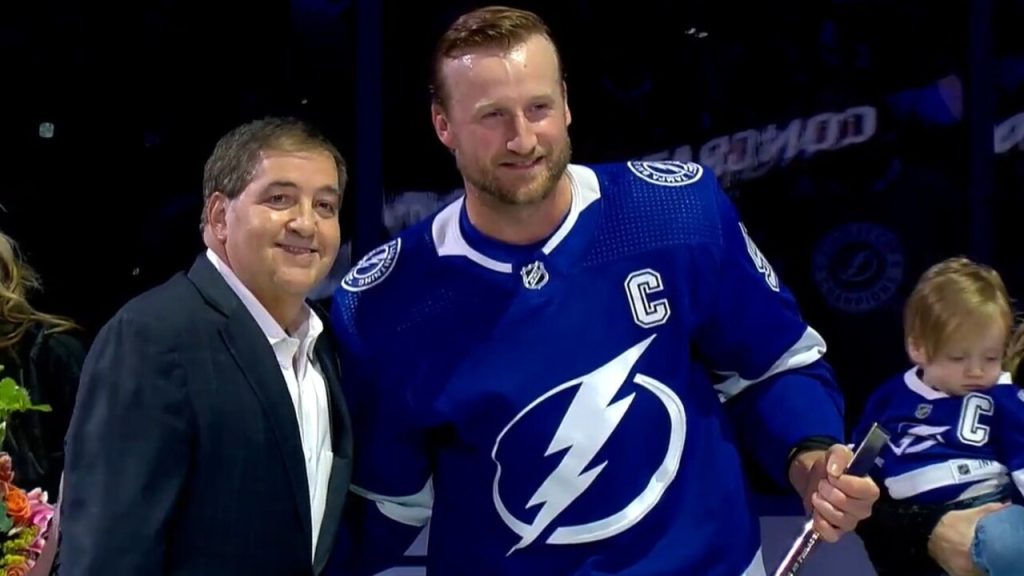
[972,504,1024,576]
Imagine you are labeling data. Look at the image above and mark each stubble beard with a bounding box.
[461,138,572,206]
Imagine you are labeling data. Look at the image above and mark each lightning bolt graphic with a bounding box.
[508,335,656,554]
[889,424,949,455]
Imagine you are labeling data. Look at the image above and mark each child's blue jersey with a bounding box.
[854,367,1024,505]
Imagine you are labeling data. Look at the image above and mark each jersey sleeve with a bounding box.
[692,176,845,487]
[852,377,897,447]
[329,288,433,571]
[995,384,1024,497]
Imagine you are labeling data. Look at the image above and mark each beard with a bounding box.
[458,137,572,206]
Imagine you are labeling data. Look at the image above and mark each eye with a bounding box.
[317,201,338,216]
[267,194,289,205]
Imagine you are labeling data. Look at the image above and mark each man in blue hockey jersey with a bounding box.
[331,6,879,575]
[853,257,1024,576]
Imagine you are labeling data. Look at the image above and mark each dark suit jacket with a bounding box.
[59,254,353,575]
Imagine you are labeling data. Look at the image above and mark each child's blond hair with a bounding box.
[904,257,1014,362]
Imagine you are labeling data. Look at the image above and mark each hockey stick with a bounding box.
[771,423,890,576]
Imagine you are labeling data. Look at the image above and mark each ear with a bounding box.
[206,192,230,241]
[431,102,455,150]
[562,81,572,127]
[907,338,928,366]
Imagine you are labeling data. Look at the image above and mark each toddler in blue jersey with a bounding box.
[854,256,1024,576]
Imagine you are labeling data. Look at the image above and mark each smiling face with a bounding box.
[431,34,572,206]
[207,149,341,310]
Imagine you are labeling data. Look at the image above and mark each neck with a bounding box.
[464,175,573,245]
[916,368,940,391]
[265,298,307,335]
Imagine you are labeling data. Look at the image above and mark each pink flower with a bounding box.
[24,489,53,556]
[25,489,53,533]
[27,535,45,557]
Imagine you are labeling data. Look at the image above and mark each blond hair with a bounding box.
[0,231,78,350]
[430,6,562,108]
[904,257,1013,362]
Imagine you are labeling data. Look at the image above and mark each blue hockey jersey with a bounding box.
[331,161,845,576]
[853,367,1024,505]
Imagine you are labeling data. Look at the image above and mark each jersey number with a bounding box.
[625,269,670,328]
[957,393,994,447]
[740,223,780,292]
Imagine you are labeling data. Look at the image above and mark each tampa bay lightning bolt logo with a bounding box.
[490,335,686,554]
[341,238,401,292]
[626,160,703,186]
[813,222,904,313]
[888,423,949,456]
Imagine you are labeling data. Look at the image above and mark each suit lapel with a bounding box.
[312,326,352,459]
[188,255,314,555]
[311,321,353,573]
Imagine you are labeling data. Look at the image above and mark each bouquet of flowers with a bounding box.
[0,365,55,574]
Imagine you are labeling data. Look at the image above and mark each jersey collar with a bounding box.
[431,164,601,273]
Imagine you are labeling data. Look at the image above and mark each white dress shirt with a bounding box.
[207,249,333,561]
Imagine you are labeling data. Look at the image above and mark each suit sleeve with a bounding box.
[692,178,845,488]
[59,312,191,575]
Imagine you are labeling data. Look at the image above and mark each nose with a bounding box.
[287,201,316,237]
[965,359,985,378]
[506,113,538,156]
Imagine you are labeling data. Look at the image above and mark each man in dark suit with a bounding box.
[58,116,353,575]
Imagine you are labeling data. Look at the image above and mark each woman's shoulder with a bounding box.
[26,325,88,370]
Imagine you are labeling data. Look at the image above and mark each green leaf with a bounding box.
[0,377,51,413]
[0,501,12,533]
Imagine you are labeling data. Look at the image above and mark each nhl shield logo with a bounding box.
[520,261,549,290]
[915,403,932,419]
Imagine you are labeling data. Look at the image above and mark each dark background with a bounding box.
[2,0,1023,431]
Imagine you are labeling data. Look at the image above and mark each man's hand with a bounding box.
[788,443,880,543]
[927,503,1007,576]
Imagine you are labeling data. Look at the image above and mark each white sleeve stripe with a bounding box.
[884,459,1008,500]
[741,547,766,576]
[351,477,434,527]
[714,326,827,402]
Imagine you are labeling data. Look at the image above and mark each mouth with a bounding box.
[499,157,543,170]
[277,244,318,256]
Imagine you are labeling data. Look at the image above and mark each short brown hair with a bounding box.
[200,116,347,229]
[904,256,1013,359]
[430,6,562,108]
